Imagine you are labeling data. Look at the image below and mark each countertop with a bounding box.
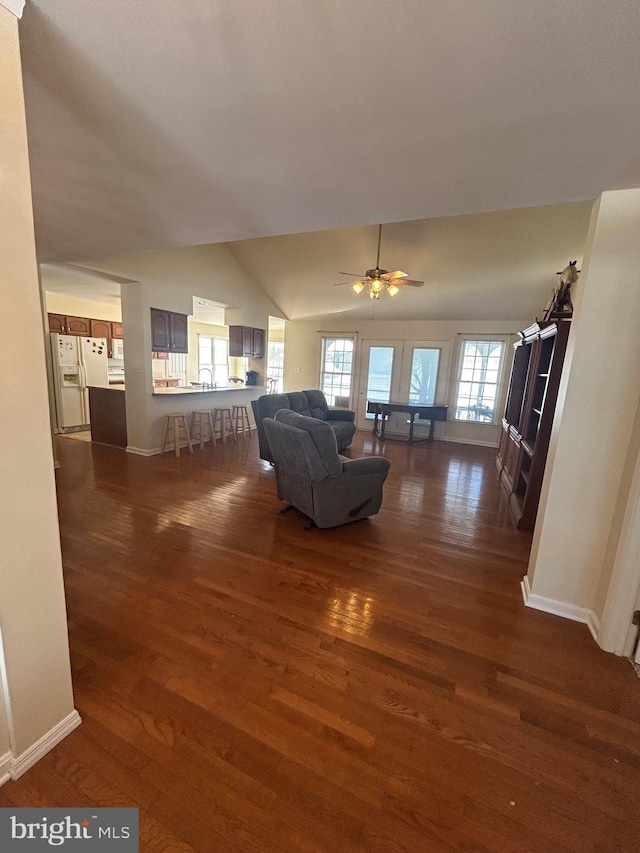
[152,385,264,395]
[90,384,263,395]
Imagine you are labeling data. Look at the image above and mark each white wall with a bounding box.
[0,4,78,779]
[284,317,526,445]
[527,190,640,627]
[88,242,281,453]
[44,292,122,322]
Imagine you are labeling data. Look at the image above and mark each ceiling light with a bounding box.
[335,224,425,300]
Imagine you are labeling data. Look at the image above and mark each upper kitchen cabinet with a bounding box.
[229,325,265,358]
[111,322,123,339]
[169,312,188,353]
[90,318,111,340]
[48,313,91,336]
[251,327,265,359]
[150,308,188,353]
[47,313,66,334]
[66,316,91,335]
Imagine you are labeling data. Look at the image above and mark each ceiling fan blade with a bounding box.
[338,271,366,278]
[381,270,408,281]
[333,280,364,287]
[397,279,424,287]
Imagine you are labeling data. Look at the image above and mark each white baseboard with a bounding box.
[521,576,600,642]
[0,751,11,786]
[127,442,194,456]
[126,445,160,456]
[443,435,499,448]
[8,710,82,782]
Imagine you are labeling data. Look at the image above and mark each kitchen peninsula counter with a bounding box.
[88,386,127,448]
[152,385,264,396]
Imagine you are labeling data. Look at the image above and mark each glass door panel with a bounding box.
[408,347,440,406]
[366,346,395,404]
[356,342,401,430]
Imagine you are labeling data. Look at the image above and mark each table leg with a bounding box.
[380,413,387,441]
[407,412,416,444]
[372,410,379,436]
[428,419,435,442]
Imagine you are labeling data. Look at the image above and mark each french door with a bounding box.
[356,339,450,437]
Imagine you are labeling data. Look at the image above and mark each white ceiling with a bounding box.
[40,263,136,305]
[20,0,640,268]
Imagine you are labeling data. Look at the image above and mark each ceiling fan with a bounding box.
[334,224,424,299]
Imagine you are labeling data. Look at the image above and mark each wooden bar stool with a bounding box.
[191,409,217,450]
[232,404,252,439]
[160,413,193,457]
[212,407,236,444]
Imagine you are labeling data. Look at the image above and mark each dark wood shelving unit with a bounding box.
[496,318,571,530]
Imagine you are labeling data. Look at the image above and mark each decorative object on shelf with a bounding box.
[333,224,424,299]
[543,260,579,320]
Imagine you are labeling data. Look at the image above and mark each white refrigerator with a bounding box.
[50,334,109,431]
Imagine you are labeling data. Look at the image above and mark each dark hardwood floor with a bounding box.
[2,431,640,851]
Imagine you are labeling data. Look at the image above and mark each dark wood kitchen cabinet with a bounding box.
[229,325,265,358]
[111,322,123,339]
[150,308,188,353]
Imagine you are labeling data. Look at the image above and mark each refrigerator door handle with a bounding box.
[79,362,88,423]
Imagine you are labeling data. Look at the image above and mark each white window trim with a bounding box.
[319,335,357,407]
[452,335,509,425]
[198,333,229,385]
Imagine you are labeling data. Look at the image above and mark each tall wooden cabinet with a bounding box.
[496,319,571,531]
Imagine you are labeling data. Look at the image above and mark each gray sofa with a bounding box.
[263,409,390,528]
[251,389,356,463]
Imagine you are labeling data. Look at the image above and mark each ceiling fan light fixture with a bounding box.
[335,224,424,300]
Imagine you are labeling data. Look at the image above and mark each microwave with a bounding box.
[111,338,124,359]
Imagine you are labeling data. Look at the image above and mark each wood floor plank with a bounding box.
[3,432,640,852]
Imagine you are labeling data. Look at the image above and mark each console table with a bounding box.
[367,400,448,444]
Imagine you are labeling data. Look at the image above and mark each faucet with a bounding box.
[199,367,213,389]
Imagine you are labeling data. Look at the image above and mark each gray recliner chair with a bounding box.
[262,409,390,528]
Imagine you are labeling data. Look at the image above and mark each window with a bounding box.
[267,341,284,393]
[198,335,229,387]
[454,339,504,422]
[320,337,354,406]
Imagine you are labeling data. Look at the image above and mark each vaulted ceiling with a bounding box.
[21,1,640,319]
